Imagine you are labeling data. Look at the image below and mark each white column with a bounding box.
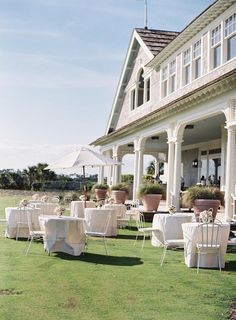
[137,148,144,187]
[224,125,236,221]
[166,140,175,209]
[154,157,159,177]
[112,146,119,185]
[98,167,104,184]
[220,125,227,191]
[133,149,139,200]
[173,137,183,210]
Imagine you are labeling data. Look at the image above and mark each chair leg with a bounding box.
[134,231,139,246]
[25,236,33,256]
[160,245,167,267]
[141,233,146,251]
[197,251,200,274]
[103,237,108,255]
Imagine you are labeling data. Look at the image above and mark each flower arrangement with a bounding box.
[199,209,213,223]
[169,205,177,215]
[32,193,40,200]
[41,195,48,202]
[20,199,29,207]
[54,206,66,217]
[79,195,86,201]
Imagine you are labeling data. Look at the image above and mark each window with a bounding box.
[225,13,236,61]
[162,66,168,97]
[183,48,191,85]
[130,89,135,110]
[193,40,201,79]
[137,70,144,107]
[145,78,150,102]
[169,60,176,93]
[211,25,221,68]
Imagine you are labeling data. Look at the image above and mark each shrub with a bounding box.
[111,183,129,195]
[182,186,224,207]
[138,183,163,197]
[92,183,109,192]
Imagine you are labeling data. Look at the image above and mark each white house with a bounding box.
[91,0,236,221]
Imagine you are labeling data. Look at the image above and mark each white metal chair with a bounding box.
[196,222,222,273]
[25,210,45,255]
[84,212,111,255]
[134,211,162,251]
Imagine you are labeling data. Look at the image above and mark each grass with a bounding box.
[0,192,236,319]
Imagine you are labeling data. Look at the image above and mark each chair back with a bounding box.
[134,211,145,229]
[26,210,34,233]
[17,207,29,225]
[103,212,112,235]
[197,222,222,248]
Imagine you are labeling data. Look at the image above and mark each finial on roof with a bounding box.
[137,0,149,29]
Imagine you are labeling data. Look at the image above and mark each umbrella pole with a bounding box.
[82,165,87,208]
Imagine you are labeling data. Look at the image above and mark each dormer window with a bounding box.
[225,13,236,61]
[162,66,168,98]
[183,48,191,85]
[193,40,201,79]
[211,24,222,68]
[169,60,176,93]
[137,69,144,107]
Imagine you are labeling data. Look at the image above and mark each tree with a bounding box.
[146,160,155,175]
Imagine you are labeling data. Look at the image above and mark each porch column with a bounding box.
[133,148,139,200]
[166,139,175,209]
[154,156,159,177]
[220,125,227,191]
[105,150,113,186]
[98,167,104,184]
[137,147,144,188]
[172,137,183,210]
[224,124,236,221]
[112,146,119,185]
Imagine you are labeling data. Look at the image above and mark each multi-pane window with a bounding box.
[225,13,236,61]
[169,60,176,93]
[211,25,221,68]
[145,78,150,102]
[193,40,201,79]
[162,66,168,97]
[130,89,135,110]
[183,48,191,85]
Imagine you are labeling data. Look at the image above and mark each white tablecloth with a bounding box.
[5,207,41,238]
[70,201,96,218]
[33,202,59,215]
[39,215,85,256]
[182,222,230,268]
[84,208,117,236]
[151,213,194,246]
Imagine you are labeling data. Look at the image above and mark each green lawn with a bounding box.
[0,193,236,320]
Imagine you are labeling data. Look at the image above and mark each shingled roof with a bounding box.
[135,28,179,56]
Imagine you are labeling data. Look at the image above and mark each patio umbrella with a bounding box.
[46,146,121,207]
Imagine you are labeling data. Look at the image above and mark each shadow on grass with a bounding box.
[55,252,143,266]
[224,260,236,272]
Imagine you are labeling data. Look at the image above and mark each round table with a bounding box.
[182,222,230,268]
[151,213,194,246]
[84,208,117,236]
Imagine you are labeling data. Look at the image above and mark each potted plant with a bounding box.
[110,183,129,204]
[138,183,163,212]
[92,183,109,202]
[182,186,224,222]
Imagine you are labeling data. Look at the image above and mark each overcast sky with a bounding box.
[0,0,214,173]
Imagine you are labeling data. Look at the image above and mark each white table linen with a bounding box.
[182,222,230,268]
[70,201,96,218]
[151,213,194,246]
[33,202,58,215]
[5,207,40,238]
[39,215,85,256]
[84,208,117,236]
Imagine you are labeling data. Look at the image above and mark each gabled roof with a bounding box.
[135,28,179,56]
[105,28,179,135]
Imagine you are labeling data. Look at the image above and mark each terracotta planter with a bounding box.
[111,190,127,204]
[141,194,162,212]
[193,199,221,222]
[94,189,107,201]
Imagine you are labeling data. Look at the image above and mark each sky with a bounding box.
[0,0,214,174]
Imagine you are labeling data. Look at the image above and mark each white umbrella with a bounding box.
[46,146,121,206]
